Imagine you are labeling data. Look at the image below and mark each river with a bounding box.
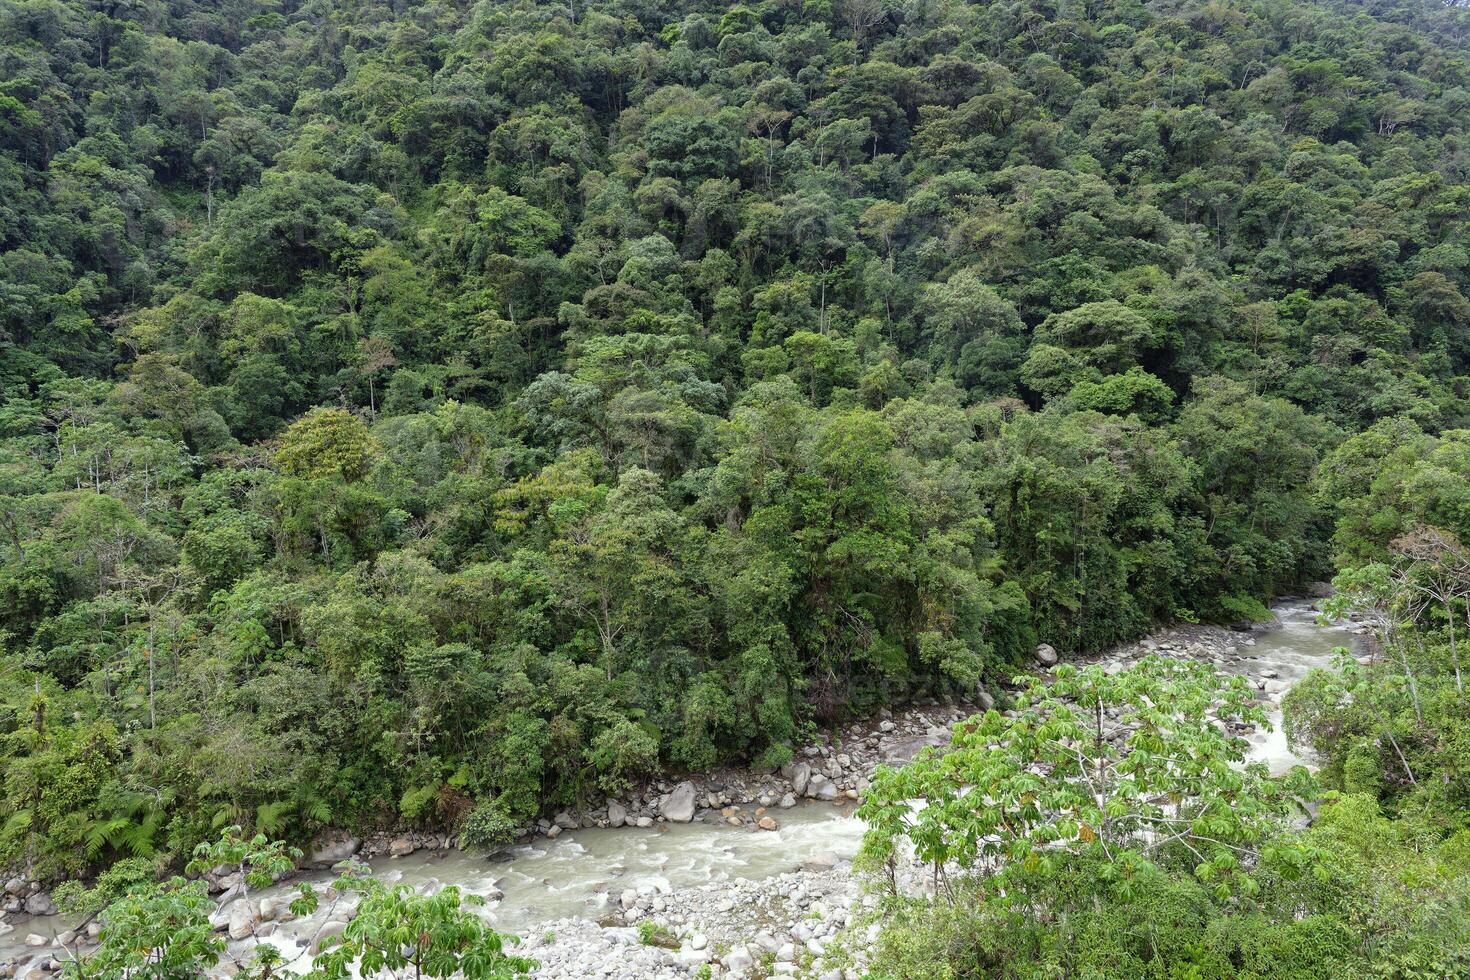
[1237,598,1365,774]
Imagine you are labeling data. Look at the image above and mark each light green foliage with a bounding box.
[1066,367,1175,421]
[458,799,522,850]
[862,656,1470,977]
[1286,547,1470,824]
[53,855,157,919]
[636,920,678,948]
[275,408,377,482]
[859,658,1316,901]
[303,874,533,979]
[62,878,224,979]
[186,826,301,899]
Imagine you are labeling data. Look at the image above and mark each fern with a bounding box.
[302,797,332,825]
[255,800,295,836]
[3,809,33,838]
[83,790,165,859]
[117,807,163,857]
[84,816,131,859]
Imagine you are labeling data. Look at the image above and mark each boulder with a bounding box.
[309,919,350,955]
[876,734,946,764]
[758,816,778,831]
[725,944,756,971]
[226,899,259,941]
[23,892,54,916]
[662,781,697,823]
[387,836,416,858]
[308,834,359,866]
[1034,643,1059,667]
[786,762,811,796]
[606,799,628,828]
[3,877,25,897]
[205,866,236,893]
[679,945,714,967]
[24,934,47,947]
[553,810,578,830]
[801,852,839,872]
[778,793,796,809]
[812,778,839,801]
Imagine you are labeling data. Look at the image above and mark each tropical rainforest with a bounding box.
[4,0,1470,970]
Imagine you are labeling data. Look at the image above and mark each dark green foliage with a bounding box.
[2,0,1470,889]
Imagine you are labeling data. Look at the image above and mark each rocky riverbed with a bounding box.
[0,599,1370,978]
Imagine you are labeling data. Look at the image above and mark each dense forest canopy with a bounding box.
[3,0,1470,877]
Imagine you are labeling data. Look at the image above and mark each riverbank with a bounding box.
[506,597,1372,980]
[0,599,1369,978]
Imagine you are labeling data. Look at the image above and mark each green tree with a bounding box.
[275,408,377,482]
[303,874,533,979]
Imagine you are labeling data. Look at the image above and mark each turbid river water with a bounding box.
[253,801,866,959]
[1,803,867,975]
[1237,599,1364,774]
[0,600,1364,975]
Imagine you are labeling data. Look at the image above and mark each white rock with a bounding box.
[787,762,811,796]
[227,899,259,940]
[662,781,697,823]
[725,945,755,971]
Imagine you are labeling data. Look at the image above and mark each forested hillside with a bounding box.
[4,0,1470,879]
